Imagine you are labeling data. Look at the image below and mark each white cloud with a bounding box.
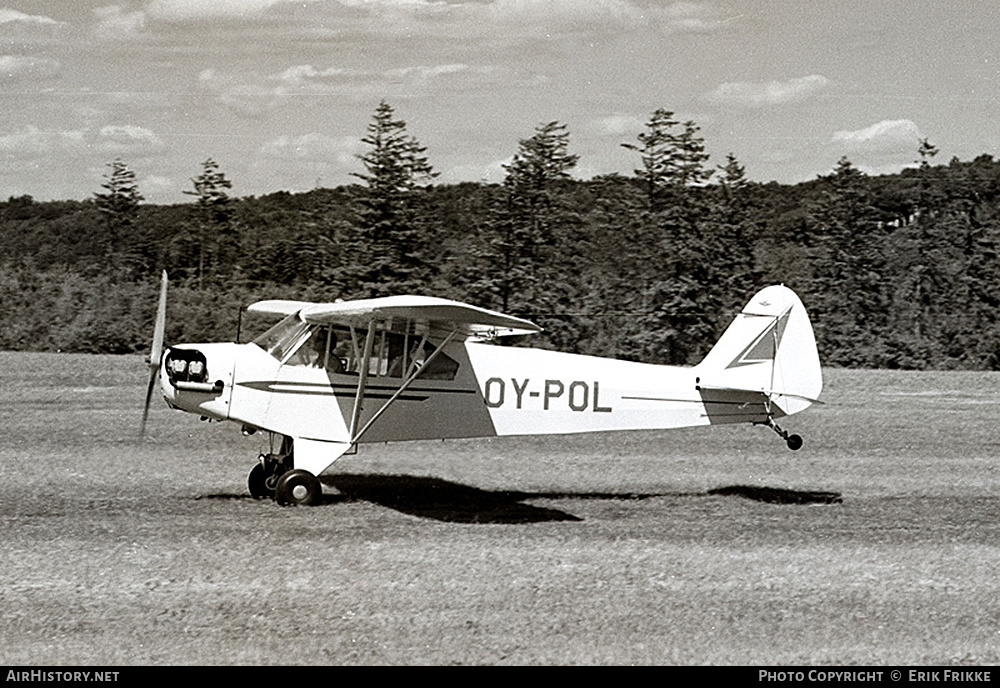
[0,125,165,160]
[443,157,511,184]
[831,119,920,150]
[593,114,644,136]
[0,126,86,158]
[0,9,60,25]
[145,0,316,22]
[654,1,732,34]
[487,0,643,24]
[140,174,176,196]
[385,63,470,83]
[828,119,923,172]
[91,0,319,38]
[278,64,350,85]
[97,125,166,155]
[92,6,148,38]
[259,133,363,164]
[705,75,832,108]
[0,54,60,79]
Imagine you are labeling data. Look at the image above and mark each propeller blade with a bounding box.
[140,270,168,438]
[140,365,159,438]
[149,269,168,369]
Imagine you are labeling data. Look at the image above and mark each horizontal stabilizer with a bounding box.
[695,383,824,406]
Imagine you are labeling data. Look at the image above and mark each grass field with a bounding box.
[1,351,998,665]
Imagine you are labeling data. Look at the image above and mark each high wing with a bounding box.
[247,295,542,338]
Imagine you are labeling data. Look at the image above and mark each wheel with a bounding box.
[786,434,804,451]
[248,456,285,499]
[248,462,271,499]
[274,469,323,506]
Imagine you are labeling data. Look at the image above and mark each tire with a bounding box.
[786,434,804,451]
[247,462,272,499]
[274,469,322,506]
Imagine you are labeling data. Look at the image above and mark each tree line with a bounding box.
[3,101,1000,370]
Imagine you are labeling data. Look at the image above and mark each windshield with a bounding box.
[252,313,311,362]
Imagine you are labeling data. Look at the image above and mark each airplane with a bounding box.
[141,272,822,506]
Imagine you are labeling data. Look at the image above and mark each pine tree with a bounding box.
[621,108,679,211]
[183,158,235,288]
[93,158,144,274]
[806,157,889,365]
[479,121,580,346]
[348,100,437,296]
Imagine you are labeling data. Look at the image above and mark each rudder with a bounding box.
[694,285,822,417]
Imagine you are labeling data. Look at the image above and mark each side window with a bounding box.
[366,328,459,380]
[283,326,347,373]
[279,323,458,381]
[409,341,459,380]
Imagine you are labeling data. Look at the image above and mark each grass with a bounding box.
[1,351,999,665]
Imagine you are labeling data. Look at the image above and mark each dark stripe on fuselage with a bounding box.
[237,380,478,402]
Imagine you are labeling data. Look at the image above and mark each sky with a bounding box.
[1,0,999,204]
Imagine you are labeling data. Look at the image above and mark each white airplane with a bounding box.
[141,273,822,506]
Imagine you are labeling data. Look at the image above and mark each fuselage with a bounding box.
[161,336,776,449]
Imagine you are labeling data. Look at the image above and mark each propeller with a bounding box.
[140,270,168,439]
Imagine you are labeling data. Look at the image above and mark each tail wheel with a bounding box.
[275,469,323,507]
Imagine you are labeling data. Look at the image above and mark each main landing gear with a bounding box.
[247,442,323,506]
[758,417,804,451]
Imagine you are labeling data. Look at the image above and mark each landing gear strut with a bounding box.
[759,417,803,451]
[246,436,323,506]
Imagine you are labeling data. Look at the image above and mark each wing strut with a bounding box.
[348,321,377,440]
[348,328,459,446]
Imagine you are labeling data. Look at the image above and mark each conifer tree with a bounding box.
[94,158,144,273]
[184,158,235,288]
[480,121,579,345]
[348,100,437,296]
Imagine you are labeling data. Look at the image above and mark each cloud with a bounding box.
[592,114,645,136]
[654,1,734,34]
[259,132,363,164]
[140,174,176,196]
[830,119,922,158]
[97,125,167,156]
[0,54,60,80]
[143,0,312,22]
[200,60,489,117]
[0,124,165,160]
[704,75,832,108]
[0,126,87,158]
[487,0,643,24]
[91,0,315,38]
[277,64,351,86]
[92,6,148,38]
[0,7,64,40]
[0,9,60,25]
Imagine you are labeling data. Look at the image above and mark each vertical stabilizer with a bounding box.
[695,285,822,416]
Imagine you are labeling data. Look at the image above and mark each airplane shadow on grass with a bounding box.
[309,474,842,524]
[320,474,584,524]
[203,475,842,523]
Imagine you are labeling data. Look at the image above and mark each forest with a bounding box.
[3,102,1000,371]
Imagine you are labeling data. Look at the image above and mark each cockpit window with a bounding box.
[258,319,459,380]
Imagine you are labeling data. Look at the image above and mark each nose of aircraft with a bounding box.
[159,343,238,421]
